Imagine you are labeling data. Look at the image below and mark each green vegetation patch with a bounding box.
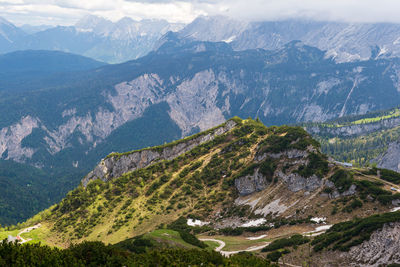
[168,217,207,248]
[295,152,329,178]
[0,239,274,267]
[261,234,309,262]
[327,169,400,206]
[329,169,354,193]
[259,126,319,154]
[379,168,400,184]
[262,234,310,252]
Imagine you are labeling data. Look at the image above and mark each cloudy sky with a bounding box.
[1,0,400,26]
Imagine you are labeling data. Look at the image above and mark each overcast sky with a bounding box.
[2,0,400,26]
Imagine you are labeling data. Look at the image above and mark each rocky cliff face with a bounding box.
[375,141,400,172]
[306,117,400,137]
[234,148,319,196]
[0,116,39,162]
[82,120,237,186]
[347,222,400,266]
[235,169,269,196]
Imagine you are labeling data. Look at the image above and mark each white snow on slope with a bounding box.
[187,219,209,226]
[241,218,266,227]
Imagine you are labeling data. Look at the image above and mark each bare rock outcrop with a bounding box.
[306,116,400,137]
[276,171,323,192]
[375,141,400,172]
[235,169,269,196]
[347,222,400,266]
[235,148,324,195]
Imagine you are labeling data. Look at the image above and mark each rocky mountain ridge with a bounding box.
[0,15,184,63]
[5,14,400,64]
[177,16,400,63]
[82,119,237,186]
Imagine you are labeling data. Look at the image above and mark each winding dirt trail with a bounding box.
[16,224,41,244]
[199,238,270,257]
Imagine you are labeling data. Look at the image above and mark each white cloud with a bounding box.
[200,0,400,23]
[1,0,400,26]
[0,0,203,25]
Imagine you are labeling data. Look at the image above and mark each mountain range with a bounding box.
[177,16,400,63]
[0,15,184,63]
[3,35,400,223]
[4,15,400,64]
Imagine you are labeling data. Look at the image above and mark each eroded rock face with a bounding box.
[235,169,269,196]
[276,171,323,192]
[375,141,400,172]
[347,222,400,266]
[235,148,324,195]
[306,117,400,138]
[327,183,357,199]
[167,70,227,135]
[0,116,39,162]
[82,120,237,186]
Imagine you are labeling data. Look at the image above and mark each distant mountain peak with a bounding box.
[0,17,14,27]
[116,17,137,24]
[75,15,111,26]
[75,15,113,34]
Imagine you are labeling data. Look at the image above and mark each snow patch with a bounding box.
[305,225,333,235]
[377,46,388,57]
[311,217,326,224]
[391,207,400,212]
[241,218,266,227]
[187,219,209,227]
[222,35,236,43]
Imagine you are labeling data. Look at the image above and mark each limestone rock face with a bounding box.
[324,180,357,199]
[375,141,400,172]
[235,169,269,196]
[306,117,400,137]
[82,120,237,186]
[277,171,323,192]
[0,116,39,162]
[348,222,400,266]
[235,148,324,195]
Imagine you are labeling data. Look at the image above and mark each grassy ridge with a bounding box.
[11,118,328,246]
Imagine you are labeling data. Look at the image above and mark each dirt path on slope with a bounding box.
[199,238,270,257]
